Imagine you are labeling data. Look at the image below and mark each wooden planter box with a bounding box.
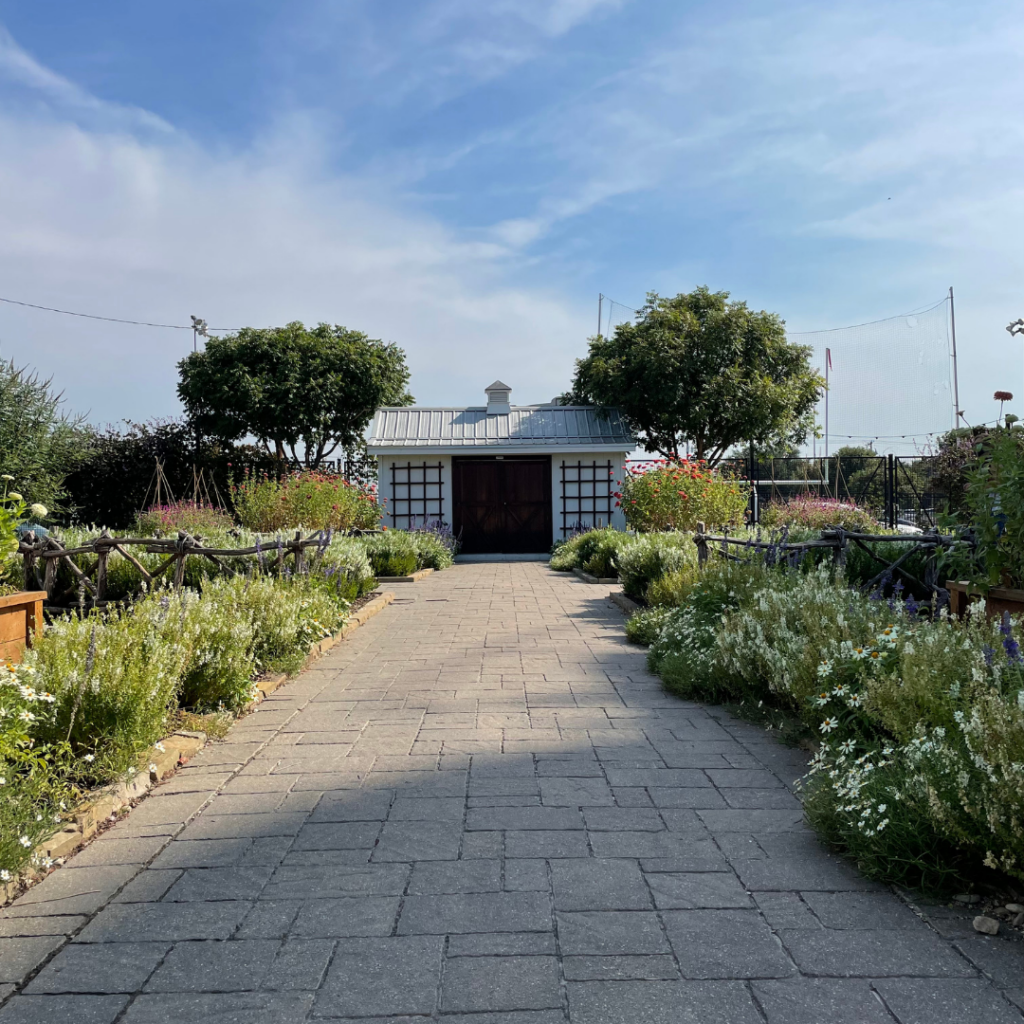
[0,591,46,664]
[946,580,1024,619]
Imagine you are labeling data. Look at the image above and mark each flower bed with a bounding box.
[759,494,880,532]
[630,552,1024,892]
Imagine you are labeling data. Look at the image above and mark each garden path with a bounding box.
[1,562,1021,1023]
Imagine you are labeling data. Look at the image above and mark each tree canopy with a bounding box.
[564,287,823,464]
[0,359,90,513]
[177,322,412,467]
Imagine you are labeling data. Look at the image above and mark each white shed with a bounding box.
[367,382,635,554]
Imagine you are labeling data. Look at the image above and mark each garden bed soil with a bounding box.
[0,590,46,663]
[946,580,1024,619]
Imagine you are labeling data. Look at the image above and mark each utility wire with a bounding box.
[0,295,238,331]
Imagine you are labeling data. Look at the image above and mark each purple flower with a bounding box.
[1001,614,1022,664]
[983,645,995,667]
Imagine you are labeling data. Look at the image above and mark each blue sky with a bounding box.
[0,0,1021,450]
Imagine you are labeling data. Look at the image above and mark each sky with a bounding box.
[0,0,1021,453]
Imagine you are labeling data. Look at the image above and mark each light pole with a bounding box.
[190,315,208,353]
[1007,318,1024,424]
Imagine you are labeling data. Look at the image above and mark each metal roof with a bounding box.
[367,406,634,450]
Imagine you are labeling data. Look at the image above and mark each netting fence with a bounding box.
[599,292,957,457]
[792,296,956,456]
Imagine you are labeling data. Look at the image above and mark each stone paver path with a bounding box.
[1,563,1021,1023]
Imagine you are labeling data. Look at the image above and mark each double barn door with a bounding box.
[452,456,552,554]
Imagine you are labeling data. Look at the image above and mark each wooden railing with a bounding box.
[693,522,969,605]
[17,528,381,609]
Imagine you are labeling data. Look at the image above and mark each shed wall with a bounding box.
[376,452,628,547]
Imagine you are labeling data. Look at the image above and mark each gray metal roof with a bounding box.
[367,406,634,450]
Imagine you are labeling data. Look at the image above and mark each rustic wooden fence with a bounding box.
[693,523,969,605]
[17,528,380,610]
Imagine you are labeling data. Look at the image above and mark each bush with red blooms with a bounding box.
[617,458,748,532]
[230,470,382,532]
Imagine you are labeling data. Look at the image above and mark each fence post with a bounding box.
[294,530,305,574]
[43,539,58,600]
[173,532,188,589]
[887,454,895,529]
[22,535,37,592]
[695,522,708,566]
[95,529,112,603]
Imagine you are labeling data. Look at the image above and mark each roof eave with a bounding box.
[367,443,634,456]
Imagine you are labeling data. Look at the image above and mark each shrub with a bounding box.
[647,564,701,607]
[64,419,279,530]
[243,574,347,675]
[616,533,697,602]
[232,471,381,532]
[961,427,1024,587]
[649,558,772,701]
[408,525,457,571]
[362,531,418,577]
[619,459,748,532]
[759,495,880,532]
[320,536,378,600]
[178,574,348,704]
[136,501,234,536]
[27,603,188,785]
[625,607,672,646]
[549,527,629,577]
[801,608,1024,888]
[175,587,257,710]
[0,660,75,877]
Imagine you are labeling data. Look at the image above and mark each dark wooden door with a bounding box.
[453,457,552,554]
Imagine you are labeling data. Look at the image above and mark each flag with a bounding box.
[826,347,832,371]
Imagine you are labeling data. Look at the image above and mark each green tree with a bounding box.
[565,288,823,464]
[177,322,412,467]
[0,360,91,514]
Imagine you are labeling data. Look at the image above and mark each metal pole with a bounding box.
[949,286,960,428]
[597,294,603,338]
[824,353,829,459]
[749,439,757,525]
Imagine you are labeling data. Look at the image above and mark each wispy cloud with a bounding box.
[0,104,588,421]
[0,26,172,133]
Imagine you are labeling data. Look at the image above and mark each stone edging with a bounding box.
[375,568,434,583]
[608,591,641,615]
[572,567,619,585]
[2,588,397,905]
[2,729,208,905]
